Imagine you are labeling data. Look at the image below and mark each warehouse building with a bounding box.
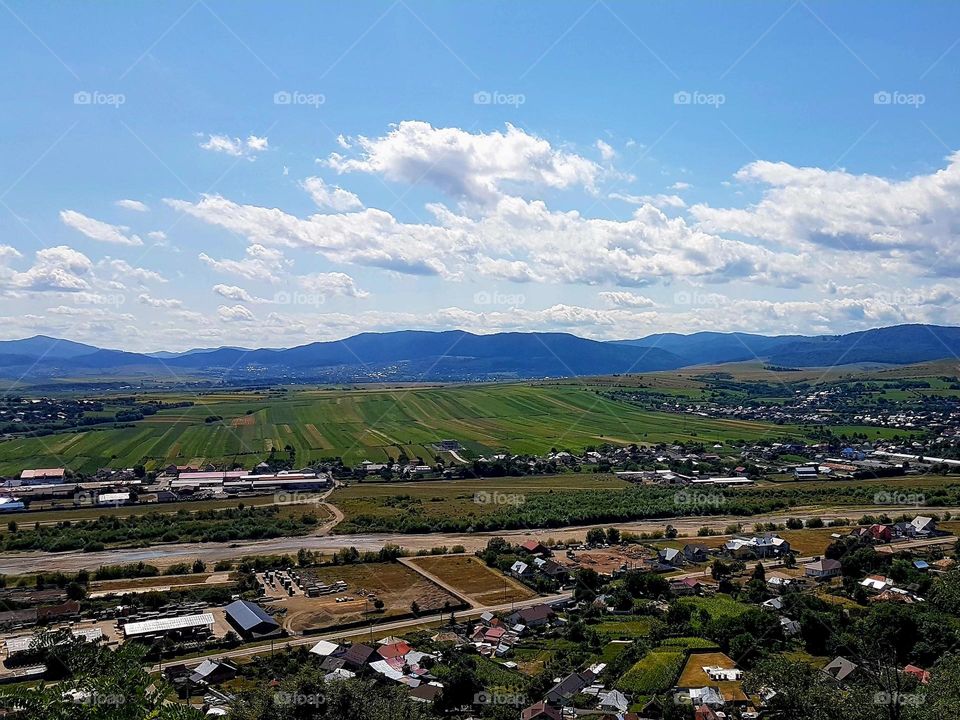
[224,600,280,639]
[123,613,215,641]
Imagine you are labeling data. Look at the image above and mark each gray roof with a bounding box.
[225,600,279,633]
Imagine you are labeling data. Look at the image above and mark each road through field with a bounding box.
[3,503,958,575]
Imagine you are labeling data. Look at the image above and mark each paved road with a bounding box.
[148,591,570,672]
[4,504,957,575]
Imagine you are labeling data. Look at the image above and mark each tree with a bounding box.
[586,528,606,545]
[752,562,766,582]
[744,655,849,720]
[0,631,203,719]
[606,527,621,545]
[410,600,420,616]
[191,559,206,574]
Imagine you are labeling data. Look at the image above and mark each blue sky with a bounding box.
[1,1,959,351]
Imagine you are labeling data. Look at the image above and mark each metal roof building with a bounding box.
[5,627,103,655]
[123,613,214,639]
[224,600,280,637]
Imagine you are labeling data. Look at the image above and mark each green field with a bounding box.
[614,647,686,694]
[0,383,804,474]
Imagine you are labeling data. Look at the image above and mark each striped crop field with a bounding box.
[0,382,803,474]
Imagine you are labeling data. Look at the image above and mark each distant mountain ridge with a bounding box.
[619,324,960,368]
[0,324,957,382]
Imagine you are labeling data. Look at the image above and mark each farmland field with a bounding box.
[614,647,686,694]
[0,382,807,474]
[407,555,537,605]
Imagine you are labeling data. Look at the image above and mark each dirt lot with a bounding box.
[268,562,459,634]
[677,651,747,701]
[408,556,536,606]
[561,545,654,575]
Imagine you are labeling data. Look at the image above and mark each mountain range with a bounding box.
[0,324,957,382]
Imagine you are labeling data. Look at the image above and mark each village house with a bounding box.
[804,558,843,580]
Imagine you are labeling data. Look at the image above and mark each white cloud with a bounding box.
[302,177,363,212]
[60,210,143,246]
[669,182,691,191]
[691,152,960,275]
[599,290,657,308]
[100,259,166,284]
[324,121,601,205]
[198,243,290,282]
[596,139,616,161]
[10,246,93,292]
[137,293,182,309]
[609,192,686,209]
[115,199,149,212]
[168,190,810,289]
[297,272,369,299]
[199,134,269,159]
[212,284,267,303]
[217,304,255,322]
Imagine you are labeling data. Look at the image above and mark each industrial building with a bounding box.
[122,613,215,641]
[224,600,280,639]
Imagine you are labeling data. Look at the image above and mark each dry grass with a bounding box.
[409,555,536,604]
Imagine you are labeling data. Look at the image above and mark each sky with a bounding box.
[1,1,960,352]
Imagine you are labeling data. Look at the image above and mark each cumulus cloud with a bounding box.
[199,134,269,159]
[302,177,363,212]
[599,290,657,308]
[690,152,960,274]
[217,304,255,322]
[198,244,290,282]
[60,210,143,246]
[596,139,616,161]
[212,284,268,303]
[115,199,149,212]
[168,192,809,289]
[99,259,166,285]
[323,121,601,206]
[10,246,93,292]
[297,272,369,299]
